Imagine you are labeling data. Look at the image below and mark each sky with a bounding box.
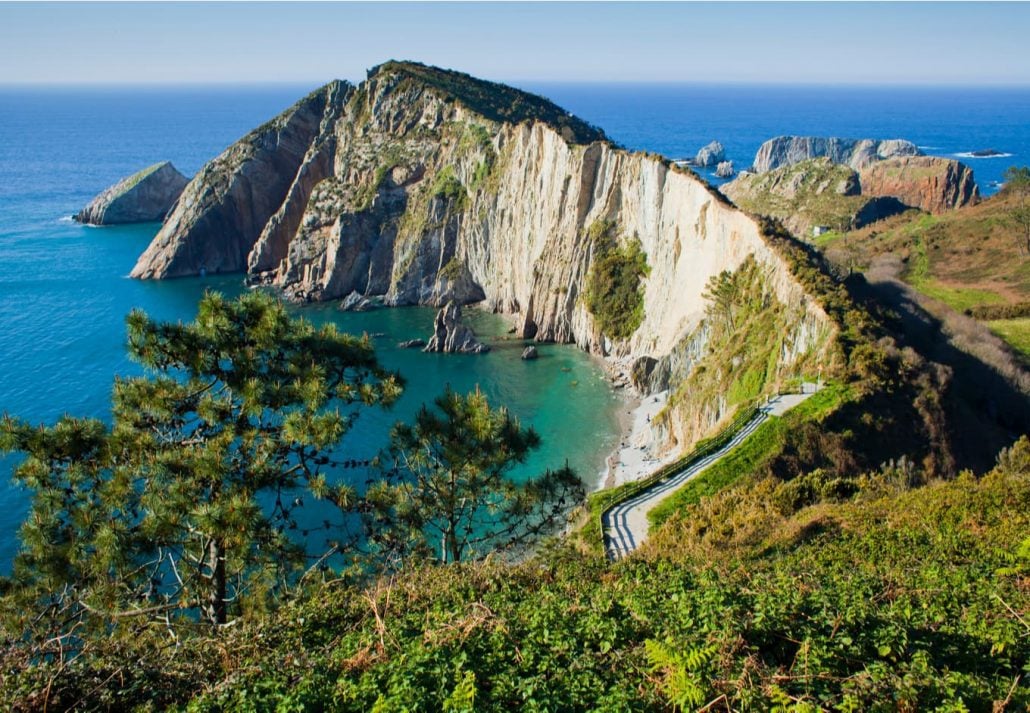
[2,2,1029,86]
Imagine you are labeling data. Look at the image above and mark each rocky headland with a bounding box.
[129,61,839,456]
[722,153,980,238]
[76,161,189,225]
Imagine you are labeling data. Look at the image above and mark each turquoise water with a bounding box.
[0,88,624,569]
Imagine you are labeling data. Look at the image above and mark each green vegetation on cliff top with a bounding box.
[371,60,607,145]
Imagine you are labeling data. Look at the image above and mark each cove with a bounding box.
[0,218,623,569]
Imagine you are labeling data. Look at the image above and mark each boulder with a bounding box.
[424,301,490,354]
[714,161,735,178]
[752,136,920,173]
[859,156,980,214]
[75,161,188,225]
[340,291,381,311]
[521,346,539,360]
[694,140,726,168]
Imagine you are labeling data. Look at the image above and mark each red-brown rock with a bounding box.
[859,156,980,215]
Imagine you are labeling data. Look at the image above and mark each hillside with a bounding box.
[8,437,1028,710]
[818,190,1030,360]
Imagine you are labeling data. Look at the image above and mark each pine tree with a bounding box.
[360,388,584,565]
[1,291,401,627]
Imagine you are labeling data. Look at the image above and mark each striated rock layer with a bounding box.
[752,136,921,173]
[424,302,489,354]
[859,156,980,215]
[76,161,188,225]
[131,61,839,454]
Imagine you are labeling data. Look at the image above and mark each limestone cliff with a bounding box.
[859,156,980,214]
[76,161,188,225]
[130,61,840,456]
[752,136,920,173]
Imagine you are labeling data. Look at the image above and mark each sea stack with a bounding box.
[425,302,490,354]
[75,161,189,225]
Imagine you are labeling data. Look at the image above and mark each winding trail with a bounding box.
[603,389,819,559]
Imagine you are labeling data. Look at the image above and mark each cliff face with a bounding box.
[76,161,188,225]
[131,61,839,455]
[859,156,980,214]
[752,136,920,173]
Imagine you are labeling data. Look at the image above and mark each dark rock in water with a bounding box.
[714,161,735,178]
[521,346,539,360]
[340,291,382,311]
[424,301,490,354]
[398,338,427,349]
[970,148,1004,157]
[694,141,726,168]
[75,161,189,225]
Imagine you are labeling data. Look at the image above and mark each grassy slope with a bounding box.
[14,439,1026,711]
[648,382,851,527]
[823,193,1030,308]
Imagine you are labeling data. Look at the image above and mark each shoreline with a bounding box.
[594,356,677,492]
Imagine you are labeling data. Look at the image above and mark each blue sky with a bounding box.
[2,2,1029,86]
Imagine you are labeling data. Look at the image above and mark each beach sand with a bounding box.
[600,389,675,489]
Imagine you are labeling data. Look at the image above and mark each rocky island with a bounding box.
[75,161,188,225]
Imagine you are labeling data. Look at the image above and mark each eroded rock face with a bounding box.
[130,82,349,278]
[714,161,735,178]
[129,61,840,456]
[752,136,920,173]
[695,141,726,168]
[859,156,980,214]
[424,302,489,354]
[76,162,188,225]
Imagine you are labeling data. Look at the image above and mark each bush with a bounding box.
[584,223,650,340]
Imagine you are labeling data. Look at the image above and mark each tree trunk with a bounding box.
[206,538,227,625]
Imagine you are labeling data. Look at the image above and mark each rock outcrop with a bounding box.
[859,156,980,214]
[694,141,725,168]
[714,161,734,178]
[521,346,539,360]
[130,61,839,455]
[721,158,909,237]
[76,162,188,225]
[424,301,489,353]
[752,136,920,174]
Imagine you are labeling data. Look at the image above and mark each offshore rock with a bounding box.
[714,161,735,178]
[752,136,920,173]
[521,345,539,360]
[859,156,980,214]
[424,301,490,354]
[75,162,188,225]
[695,140,726,168]
[398,338,427,349]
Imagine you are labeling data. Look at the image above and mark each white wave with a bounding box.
[954,151,1014,159]
[56,215,75,224]
[917,146,941,150]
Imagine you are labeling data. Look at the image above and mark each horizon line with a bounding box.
[3,79,1030,90]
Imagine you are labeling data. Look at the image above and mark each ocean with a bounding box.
[1,82,1028,569]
